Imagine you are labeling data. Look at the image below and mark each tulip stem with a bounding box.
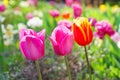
[64,56,72,80]
[84,46,91,80]
[35,60,42,80]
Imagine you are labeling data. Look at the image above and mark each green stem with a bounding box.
[0,22,4,52]
[84,46,91,80]
[35,60,42,80]
[64,56,72,80]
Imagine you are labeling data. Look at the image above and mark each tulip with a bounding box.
[49,25,73,80]
[72,4,82,18]
[3,0,8,6]
[62,12,70,19]
[49,25,73,56]
[49,10,60,18]
[72,17,93,46]
[65,0,73,6]
[20,29,45,80]
[72,17,93,79]
[65,0,80,6]
[0,4,5,12]
[58,20,72,30]
[19,29,45,61]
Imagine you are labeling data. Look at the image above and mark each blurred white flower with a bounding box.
[117,41,120,48]
[2,24,17,46]
[110,32,120,48]
[18,23,27,30]
[94,37,102,47]
[0,16,5,23]
[33,10,43,17]
[27,17,43,28]
[19,1,29,7]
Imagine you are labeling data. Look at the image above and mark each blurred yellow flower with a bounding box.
[3,0,8,6]
[99,4,106,12]
[111,5,119,13]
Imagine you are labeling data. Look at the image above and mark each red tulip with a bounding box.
[72,17,93,46]
[19,29,45,61]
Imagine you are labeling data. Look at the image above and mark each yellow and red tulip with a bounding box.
[72,17,93,46]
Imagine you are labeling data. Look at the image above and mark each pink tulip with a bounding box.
[72,4,82,18]
[49,10,60,18]
[49,25,73,56]
[58,20,72,30]
[19,29,45,61]
[0,4,5,12]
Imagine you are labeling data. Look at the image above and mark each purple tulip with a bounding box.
[72,4,82,18]
[58,20,72,30]
[19,29,45,61]
[0,4,5,12]
[88,18,97,26]
[49,25,73,56]
[94,20,115,39]
[49,10,60,18]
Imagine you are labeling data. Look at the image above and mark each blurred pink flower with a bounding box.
[72,4,82,18]
[27,0,38,6]
[14,7,20,11]
[110,32,120,43]
[49,25,73,56]
[49,0,55,5]
[0,4,5,12]
[26,12,34,20]
[65,0,80,6]
[49,10,60,18]
[58,20,72,30]
[94,20,115,39]
[65,0,73,6]
[19,29,45,61]
[88,18,97,26]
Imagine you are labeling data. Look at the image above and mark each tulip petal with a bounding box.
[56,25,71,43]
[37,29,46,42]
[19,29,37,40]
[73,23,86,46]
[59,35,73,56]
[49,36,60,55]
[20,35,44,61]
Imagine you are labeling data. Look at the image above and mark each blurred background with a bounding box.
[0,0,120,80]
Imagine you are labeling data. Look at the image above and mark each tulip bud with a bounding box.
[49,25,73,56]
[19,29,45,61]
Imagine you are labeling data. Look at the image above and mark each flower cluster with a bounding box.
[94,20,115,39]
